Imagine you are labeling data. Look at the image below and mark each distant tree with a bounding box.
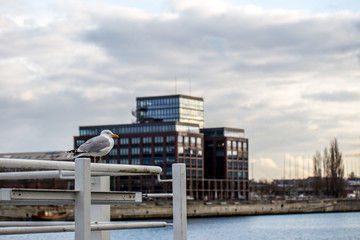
[312,151,322,195]
[327,139,344,197]
[323,147,330,195]
[312,138,345,198]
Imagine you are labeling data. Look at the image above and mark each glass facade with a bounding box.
[135,95,204,128]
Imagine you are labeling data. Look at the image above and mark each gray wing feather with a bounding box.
[78,136,111,153]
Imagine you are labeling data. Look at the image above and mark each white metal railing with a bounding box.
[0,158,187,240]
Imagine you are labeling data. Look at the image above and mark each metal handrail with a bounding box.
[0,158,162,175]
[0,158,187,240]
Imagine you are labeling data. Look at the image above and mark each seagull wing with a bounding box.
[78,135,111,154]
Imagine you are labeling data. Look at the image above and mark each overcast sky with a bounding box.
[1,0,360,180]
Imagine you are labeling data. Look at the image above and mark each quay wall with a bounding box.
[110,199,360,220]
[0,199,359,221]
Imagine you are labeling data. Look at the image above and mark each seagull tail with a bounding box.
[67,150,85,158]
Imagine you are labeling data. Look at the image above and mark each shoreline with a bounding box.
[0,199,359,221]
[110,198,360,220]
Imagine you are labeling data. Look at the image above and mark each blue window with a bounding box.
[120,138,129,144]
[132,158,140,165]
[143,158,152,165]
[154,157,163,166]
[120,159,128,164]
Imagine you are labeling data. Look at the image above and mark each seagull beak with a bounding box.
[112,134,119,138]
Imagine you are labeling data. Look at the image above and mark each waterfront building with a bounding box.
[133,95,204,128]
[72,94,249,200]
[201,128,249,200]
[75,121,204,198]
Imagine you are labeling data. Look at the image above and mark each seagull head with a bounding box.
[101,130,119,138]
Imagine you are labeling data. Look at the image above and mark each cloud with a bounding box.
[303,90,360,102]
[1,0,360,179]
[251,157,280,179]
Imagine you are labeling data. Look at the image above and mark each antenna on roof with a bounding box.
[175,77,177,94]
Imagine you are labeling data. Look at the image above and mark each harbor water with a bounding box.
[0,212,359,240]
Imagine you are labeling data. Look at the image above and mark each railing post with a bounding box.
[172,163,187,240]
[75,158,91,240]
[91,176,110,240]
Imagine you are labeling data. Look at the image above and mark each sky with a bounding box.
[1,0,360,180]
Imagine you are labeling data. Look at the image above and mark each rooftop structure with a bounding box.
[133,95,204,128]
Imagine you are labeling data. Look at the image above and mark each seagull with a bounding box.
[68,130,119,163]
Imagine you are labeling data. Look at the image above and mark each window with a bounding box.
[190,149,196,157]
[154,157,163,165]
[109,149,117,156]
[178,136,183,143]
[166,146,175,154]
[120,159,128,164]
[76,140,85,147]
[132,158,140,165]
[178,146,184,154]
[143,137,152,144]
[166,136,175,143]
[131,138,140,145]
[143,147,152,155]
[166,157,175,165]
[120,148,128,155]
[154,136,163,143]
[154,146,163,156]
[143,158,152,165]
[197,137,202,145]
[109,158,117,164]
[232,150,238,158]
[131,148,140,155]
[216,150,224,157]
[191,159,197,167]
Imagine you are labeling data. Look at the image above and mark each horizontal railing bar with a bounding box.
[0,222,74,227]
[0,170,154,181]
[0,189,142,205]
[143,193,173,198]
[0,222,168,235]
[0,158,162,175]
[0,171,73,180]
